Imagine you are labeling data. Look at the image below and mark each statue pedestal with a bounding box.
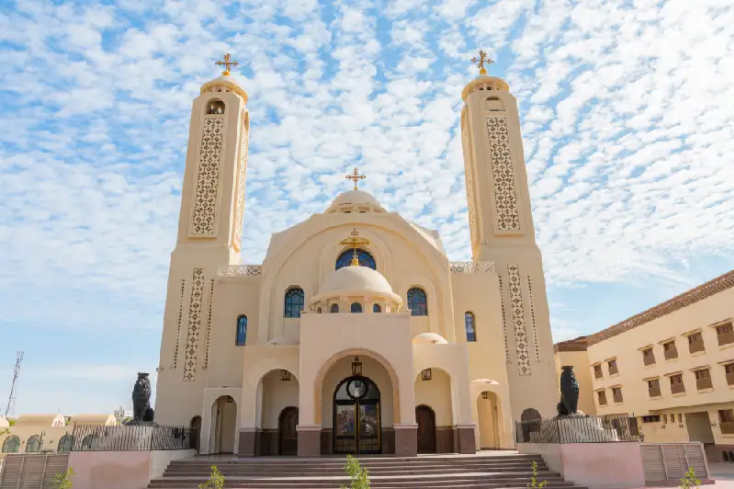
[529,416,620,443]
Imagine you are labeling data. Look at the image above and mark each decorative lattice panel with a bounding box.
[461,127,479,243]
[232,115,249,251]
[203,279,215,370]
[528,275,541,362]
[499,276,511,364]
[508,265,531,375]
[189,117,224,237]
[183,268,204,381]
[172,279,185,369]
[486,117,521,233]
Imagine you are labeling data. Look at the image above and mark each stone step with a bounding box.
[168,454,543,466]
[163,464,550,475]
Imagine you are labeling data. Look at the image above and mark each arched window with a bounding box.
[407,287,428,316]
[206,100,225,114]
[81,434,98,451]
[336,248,376,270]
[2,435,20,453]
[465,312,477,342]
[317,307,322,314]
[57,434,74,453]
[236,315,247,346]
[351,302,362,313]
[373,303,381,313]
[284,288,305,318]
[330,304,339,313]
[25,434,42,453]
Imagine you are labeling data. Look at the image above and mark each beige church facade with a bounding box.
[154,56,559,457]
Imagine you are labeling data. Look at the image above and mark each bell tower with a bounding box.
[460,51,557,420]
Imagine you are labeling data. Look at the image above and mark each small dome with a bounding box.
[327,190,384,213]
[413,333,448,344]
[321,266,394,296]
[200,74,248,102]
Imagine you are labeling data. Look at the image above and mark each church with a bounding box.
[154,53,559,457]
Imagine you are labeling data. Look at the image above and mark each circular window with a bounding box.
[347,379,368,400]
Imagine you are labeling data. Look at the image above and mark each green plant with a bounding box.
[679,467,701,489]
[199,465,225,489]
[528,461,547,489]
[341,455,370,489]
[52,468,75,489]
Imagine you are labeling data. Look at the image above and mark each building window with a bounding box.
[643,415,661,423]
[678,413,683,424]
[694,368,712,390]
[642,348,655,366]
[57,434,74,453]
[725,363,734,386]
[593,364,603,379]
[336,248,376,270]
[235,315,247,346]
[1,435,20,453]
[206,100,225,114]
[407,288,428,316]
[663,340,678,360]
[648,378,661,398]
[716,322,734,346]
[608,359,618,375]
[597,390,607,406]
[670,374,685,394]
[351,302,362,313]
[373,303,381,313]
[465,312,477,342]
[612,387,623,403]
[25,435,42,453]
[720,410,734,434]
[330,303,339,313]
[688,332,705,354]
[284,288,305,318]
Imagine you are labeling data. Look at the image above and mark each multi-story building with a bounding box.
[554,270,734,462]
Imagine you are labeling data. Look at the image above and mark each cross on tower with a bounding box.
[471,50,494,75]
[215,53,239,76]
[345,167,366,190]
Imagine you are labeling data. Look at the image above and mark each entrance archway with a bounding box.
[477,392,500,449]
[190,416,202,452]
[212,395,237,453]
[416,405,436,453]
[333,376,381,454]
[278,407,299,455]
[520,408,541,443]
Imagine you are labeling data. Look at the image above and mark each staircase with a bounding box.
[148,452,586,489]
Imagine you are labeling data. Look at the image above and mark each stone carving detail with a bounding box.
[203,279,215,370]
[232,116,249,251]
[486,117,521,232]
[172,279,185,369]
[189,117,224,237]
[498,277,511,364]
[219,265,262,277]
[508,265,531,376]
[450,261,496,273]
[528,275,540,362]
[183,268,205,382]
[461,128,479,243]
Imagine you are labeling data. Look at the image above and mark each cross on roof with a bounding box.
[471,50,494,75]
[339,229,371,267]
[215,53,239,76]
[345,167,366,190]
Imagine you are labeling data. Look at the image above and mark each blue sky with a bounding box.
[1,0,733,416]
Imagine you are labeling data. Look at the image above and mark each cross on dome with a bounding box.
[345,167,366,190]
[215,53,239,76]
[339,229,371,267]
[471,50,494,75]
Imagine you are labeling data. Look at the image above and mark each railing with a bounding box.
[449,261,495,273]
[218,265,262,277]
[515,416,640,444]
[70,424,192,451]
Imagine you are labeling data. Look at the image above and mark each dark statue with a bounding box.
[132,372,154,422]
[557,365,580,417]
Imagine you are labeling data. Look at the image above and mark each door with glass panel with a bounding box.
[333,376,381,454]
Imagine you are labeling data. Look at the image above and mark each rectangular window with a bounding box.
[608,359,618,376]
[725,363,734,386]
[593,364,603,379]
[719,409,734,434]
[678,413,683,423]
[642,348,656,366]
[612,386,623,403]
[670,374,685,394]
[694,368,712,390]
[688,332,705,354]
[716,322,734,346]
[643,415,661,423]
[648,379,661,398]
[597,390,607,406]
[663,341,678,360]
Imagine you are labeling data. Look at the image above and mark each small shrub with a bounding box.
[528,461,547,489]
[52,468,75,489]
[341,455,370,489]
[679,467,701,489]
[199,465,225,489]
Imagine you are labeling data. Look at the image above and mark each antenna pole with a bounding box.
[5,351,24,418]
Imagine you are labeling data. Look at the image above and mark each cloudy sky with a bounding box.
[1,0,733,415]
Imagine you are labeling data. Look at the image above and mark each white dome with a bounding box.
[321,266,394,295]
[327,190,383,212]
[413,333,448,345]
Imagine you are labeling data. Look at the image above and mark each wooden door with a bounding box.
[416,405,436,454]
[279,407,299,455]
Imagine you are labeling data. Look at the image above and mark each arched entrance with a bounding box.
[190,416,202,452]
[333,376,381,454]
[416,405,436,453]
[477,392,500,449]
[520,408,541,443]
[278,407,299,455]
[212,395,237,453]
